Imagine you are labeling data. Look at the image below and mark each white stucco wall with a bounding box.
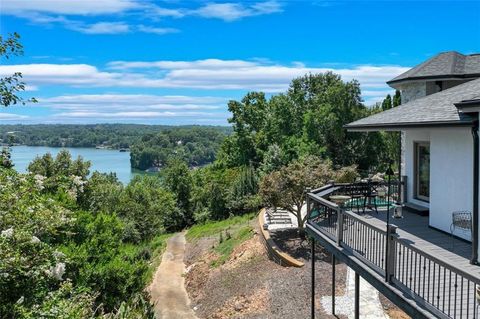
[404,128,473,240]
[404,129,430,207]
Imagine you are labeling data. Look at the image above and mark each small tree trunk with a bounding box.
[296,211,304,228]
[295,207,307,239]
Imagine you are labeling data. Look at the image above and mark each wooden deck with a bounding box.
[352,208,480,280]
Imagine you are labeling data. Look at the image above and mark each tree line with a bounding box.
[129,126,228,170]
[0,124,231,151]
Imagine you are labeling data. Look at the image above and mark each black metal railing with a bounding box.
[341,212,386,274]
[392,238,478,319]
[306,180,480,319]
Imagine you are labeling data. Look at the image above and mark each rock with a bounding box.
[234,301,244,311]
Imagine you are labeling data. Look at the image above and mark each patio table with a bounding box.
[329,195,351,207]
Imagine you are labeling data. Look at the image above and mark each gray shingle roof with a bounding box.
[346,78,480,130]
[388,52,480,85]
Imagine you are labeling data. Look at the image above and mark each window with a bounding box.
[414,142,430,202]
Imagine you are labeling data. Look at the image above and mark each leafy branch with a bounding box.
[0,32,37,107]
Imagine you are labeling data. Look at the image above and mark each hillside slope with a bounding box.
[184,222,348,318]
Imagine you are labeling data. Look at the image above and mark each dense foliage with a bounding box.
[0,149,172,318]
[0,124,231,150]
[130,127,228,170]
[216,73,397,172]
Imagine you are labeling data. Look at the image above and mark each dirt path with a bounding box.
[148,232,197,319]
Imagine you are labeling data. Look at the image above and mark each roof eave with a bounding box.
[387,73,480,86]
[455,99,480,112]
[345,120,474,132]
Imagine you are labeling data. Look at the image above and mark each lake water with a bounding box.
[10,146,141,184]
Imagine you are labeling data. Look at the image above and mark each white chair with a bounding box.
[450,211,472,250]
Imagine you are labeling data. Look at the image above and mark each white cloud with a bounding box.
[0,60,409,103]
[49,111,229,124]
[36,94,227,112]
[3,0,283,35]
[193,1,282,21]
[0,113,30,120]
[107,58,259,70]
[54,111,218,118]
[40,94,225,105]
[148,6,185,18]
[70,22,131,34]
[136,25,180,35]
[1,0,140,15]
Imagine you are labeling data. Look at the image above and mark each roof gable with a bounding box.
[388,52,480,86]
[346,78,480,131]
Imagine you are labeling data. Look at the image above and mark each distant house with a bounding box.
[306,52,480,319]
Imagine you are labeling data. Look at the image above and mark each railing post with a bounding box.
[306,187,312,220]
[331,255,335,316]
[385,224,398,282]
[336,208,344,246]
[354,271,360,319]
[401,175,407,204]
[311,236,315,319]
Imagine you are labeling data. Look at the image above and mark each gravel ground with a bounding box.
[185,226,348,319]
[378,293,411,319]
[269,229,411,319]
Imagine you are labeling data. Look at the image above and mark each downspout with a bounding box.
[471,115,479,265]
[398,131,402,204]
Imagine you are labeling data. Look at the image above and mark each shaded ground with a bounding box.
[269,228,316,260]
[148,233,197,319]
[379,293,411,319]
[185,226,348,319]
[271,228,411,319]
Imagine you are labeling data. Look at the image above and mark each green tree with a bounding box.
[221,92,269,167]
[381,94,392,110]
[118,175,178,239]
[393,90,402,107]
[79,172,123,214]
[259,156,358,228]
[28,150,90,180]
[0,33,36,107]
[163,159,193,227]
[0,147,14,168]
[228,165,261,214]
[218,72,375,170]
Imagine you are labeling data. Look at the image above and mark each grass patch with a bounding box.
[144,233,172,281]
[211,226,254,267]
[186,212,255,241]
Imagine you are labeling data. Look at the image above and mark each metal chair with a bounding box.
[347,183,367,213]
[450,211,472,250]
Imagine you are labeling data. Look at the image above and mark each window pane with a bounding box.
[417,144,430,199]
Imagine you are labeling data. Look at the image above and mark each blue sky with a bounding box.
[0,0,479,125]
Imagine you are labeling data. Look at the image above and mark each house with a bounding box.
[347,51,480,249]
[348,51,480,246]
[306,52,480,319]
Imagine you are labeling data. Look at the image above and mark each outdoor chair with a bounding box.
[450,211,472,251]
[362,187,379,214]
[346,184,366,213]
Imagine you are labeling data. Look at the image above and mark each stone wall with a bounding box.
[398,82,426,103]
